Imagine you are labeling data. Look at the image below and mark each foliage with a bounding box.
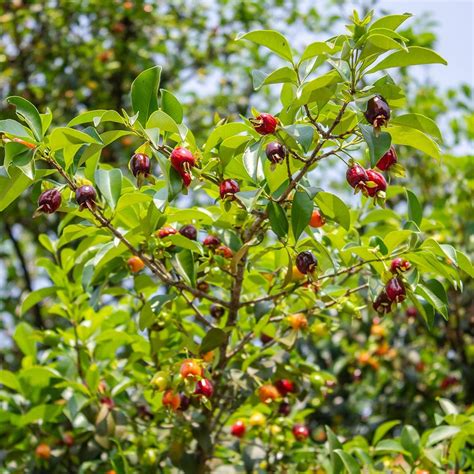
[0,5,473,474]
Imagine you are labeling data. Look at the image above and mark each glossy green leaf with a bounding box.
[95,168,122,210]
[161,89,183,124]
[359,124,391,167]
[200,328,227,354]
[370,14,412,31]
[13,322,36,359]
[401,425,420,460]
[387,125,440,158]
[21,287,58,316]
[6,96,43,140]
[426,426,460,446]
[300,41,335,63]
[252,67,297,90]
[391,113,442,140]
[315,191,351,230]
[237,30,293,62]
[175,250,196,287]
[267,202,288,238]
[291,190,313,241]
[334,450,361,474]
[372,420,401,445]
[0,119,33,139]
[131,65,162,125]
[406,189,422,226]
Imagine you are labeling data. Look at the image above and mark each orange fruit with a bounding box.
[127,256,145,273]
[309,209,325,228]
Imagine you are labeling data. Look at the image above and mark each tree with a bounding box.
[0,8,473,474]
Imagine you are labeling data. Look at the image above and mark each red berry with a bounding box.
[251,113,278,135]
[179,225,197,240]
[406,306,417,318]
[203,235,220,248]
[258,384,280,403]
[260,333,273,344]
[309,209,325,228]
[376,146,397,171]
[156,226,177,238]
[364,169,387,197]
[75,185,97,209]
[37,189,62,214]
[210,304,225,318]
[230,420,246,438]
[130,153,151,177]
[62,433,74,447]
[365,95,390,128]
[170,147,196,172]
[385,277,406,303]
[219,179,240,200]
[278,401,291,416]
[275,379,295,396]
[163,390,181,411]
[35,443,51,460]
[390,258,411,274]
[295,251,317,275]
[265,141,287,164]
[216,245,233,259]
[100,397,115,409]
[180,171,192,188]
[440,375,458,390]
[194,378,214,398]
[292,424,310,441]
[346,163,368,190]
[373,291,392,314]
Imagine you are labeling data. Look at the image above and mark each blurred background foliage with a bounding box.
[0,0,472,468]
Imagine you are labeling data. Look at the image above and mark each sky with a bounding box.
[377,0,474,89]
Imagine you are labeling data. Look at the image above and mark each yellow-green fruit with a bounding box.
[151,371,168,391]
[249,412,266,427]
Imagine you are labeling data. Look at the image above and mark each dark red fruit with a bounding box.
[406,306,417,318]
[390,258,411,274]
[440,375,458,390]
[278,401,291,416]
[230,420,246,438]
[130,153,151,177]
[170,147,196,172]
[265,142,287,164]
[194,378,214,398]
[197,281,209,292]
[292,424,310,441]
[295,251,317,275]
[210,304,225,318]
[275,379,295,396]
[180,171,192,188]
[376,146,397,171]
[37,189,62,214]
[260,333,273,344]
[385,277,406,303]
[216,245,233,258]
[179,225,197,240]
[365,95,390,128]
[178,394,191,411]
[203,235,220,248]
[251,113,278,135]
[157,226,177,238]
[364,169,387,197]
[62,433,74,447]
[76,185,97,209]
[373,291,392,314]
[346,163,368,190]
[100,397,115,409]
[219,179,240,200]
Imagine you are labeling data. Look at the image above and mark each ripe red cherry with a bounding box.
[157,226,177,238]
[295,251,317,275]
[203,235,220,248]
[385,277,406,303]
[292,424,310,441]
[364,169,387,197]
[278,401,291,416]
[75,185,97,209]
[346,163,368,190]
[219,179,240,200]
[251,113,278,135]
[180,171,192,188]
[376,146,398,171]
[373,291,392,314]
[130,153,151,177]
[37,189,62,214]
[179,225,197,240]
[275,379,295,396]
[440,375,458,390]
[216,245,233,259]
[265,141,287,164]
[194,378,214,398]
[210,304,225,318]
[365,95,391,128]
[230,420,246,438]
[170,147,196,172]
[180,359,203,379]
[178,394,191,411]
[390,258,411,274]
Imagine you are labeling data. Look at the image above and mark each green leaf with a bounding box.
[426,426,460,446]
[252,67,297,90]
[295,70,341,106]
[200,328,227,354]
[167,234,204,254]
[6,96,43,140]
[0,370,21,392]
[21,287,58,315]
[205,123,253,155]
[131,65,162,125]
[67,110,124,127]
[236,30,293,62]
[391,113,442,140]
[400,425,420,460]
[370,14,412,31]
[146,110,181,135]
[438,398,459,416]
[406,189,422,226]
[267,202,288,238]
[387,125,440,158]
[175,250,196,287]
[326,426,344,474]
[372,420,401,445]
[243,141,264,182]
[415,284,448,319]
[315,191,351,230]
[95,168,122,210]
[160,89,183,124]
[367,46,447,74]
[0,119,33,139]
[283,124,314,152]
[13,322,36,359]
[334,450,361,474]
[291,190,313,241]
[300,41,335,63]
[359,124,391,167]
[375,439,408,454]
[19,404,63,427]
[139,302,155,331]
